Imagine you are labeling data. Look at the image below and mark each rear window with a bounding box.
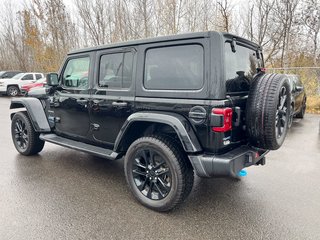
[144,45,204,90]
[224,42,262,93]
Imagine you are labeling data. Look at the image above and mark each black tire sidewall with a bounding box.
[11,112,43,155]
[124,137,183,211]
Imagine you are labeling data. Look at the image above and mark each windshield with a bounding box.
[224,42,263,94]
[12,73,24,79]
[0,71,4,76]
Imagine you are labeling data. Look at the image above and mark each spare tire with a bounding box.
[246,73,291,150]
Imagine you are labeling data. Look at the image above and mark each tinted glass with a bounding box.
[63,57,90,88]
[21,74,34,80]
[12,73,24,79]
[144,45,204,90]
[35,74,42,80]
[225,43,262,93]
[99,52,133,89]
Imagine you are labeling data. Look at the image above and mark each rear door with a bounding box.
[20,73,35,86]
[89,48,135,146]
[51,54,93,140]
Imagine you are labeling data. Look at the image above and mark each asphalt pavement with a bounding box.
[0,96,320,240]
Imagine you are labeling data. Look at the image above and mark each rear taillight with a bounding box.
[211,108,233,132]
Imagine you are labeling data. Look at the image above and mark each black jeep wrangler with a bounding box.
[10,31,291,211]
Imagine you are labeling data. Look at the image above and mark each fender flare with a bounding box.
[10,97,51,132]
[114,112,202,153]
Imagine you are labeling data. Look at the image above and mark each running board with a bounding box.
[40,133,119,160]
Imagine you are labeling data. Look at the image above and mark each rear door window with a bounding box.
[21,74,34,81]
[144,45,204,90]
[36,74,43,80]
[99,52,133,89]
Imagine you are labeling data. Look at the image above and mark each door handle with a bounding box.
[112,101,128,107]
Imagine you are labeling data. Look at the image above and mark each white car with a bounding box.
[0,72,44,96]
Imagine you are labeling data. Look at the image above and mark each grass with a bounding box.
[306,95,320,114]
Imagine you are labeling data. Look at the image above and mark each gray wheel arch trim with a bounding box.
[114,112,202,153]
[10,97,51,132]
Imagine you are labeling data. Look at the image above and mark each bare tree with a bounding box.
[273,0,299,67]
[217,0,233,32]
[302,0,320,65]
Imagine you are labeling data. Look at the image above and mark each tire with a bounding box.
[11,112,45,155]
[7,86,19,97]
[124,135,194,212]
[246,73,291,150]
[295,98,306,119]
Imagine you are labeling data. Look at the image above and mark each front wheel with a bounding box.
[296,98,306,119]
[124,136,194,212]
[11,112,45,155]
[7,86,19,97]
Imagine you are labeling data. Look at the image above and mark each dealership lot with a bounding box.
[0,96,320,240]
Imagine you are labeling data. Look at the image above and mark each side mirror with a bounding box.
[296,86,304,92]
[46,73,59,86]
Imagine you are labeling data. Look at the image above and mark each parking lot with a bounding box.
[0,96,320,240]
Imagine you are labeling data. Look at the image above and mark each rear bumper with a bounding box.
[188,146,268,178]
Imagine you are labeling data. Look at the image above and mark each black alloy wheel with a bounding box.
[287,104,294,129]
[132,148,172,200]
[275,86,288,138]
[14,118,29,150]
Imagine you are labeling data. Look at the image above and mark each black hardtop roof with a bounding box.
[68,31,260,55]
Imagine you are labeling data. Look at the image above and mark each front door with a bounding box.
[52,54,93,140]
[89,49,135,146]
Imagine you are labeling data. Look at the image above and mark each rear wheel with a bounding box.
[124,136,194,212]
[7,86,19,97]
[11,112,45,155]
[246,73,291,150]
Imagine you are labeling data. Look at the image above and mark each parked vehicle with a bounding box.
[0,72,44,96]
[286,74,307,128]
[20,77,46,95]
[10,31,291,211]
[0,70,22,79]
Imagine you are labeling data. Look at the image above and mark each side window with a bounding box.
[99,52,133,89]
[62,57,90,88]
[144,45,204,90]
[36,74,42,80]
[21,74,34,80]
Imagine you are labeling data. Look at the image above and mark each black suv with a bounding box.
[286,74,307,128]
[10,31,291,211]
